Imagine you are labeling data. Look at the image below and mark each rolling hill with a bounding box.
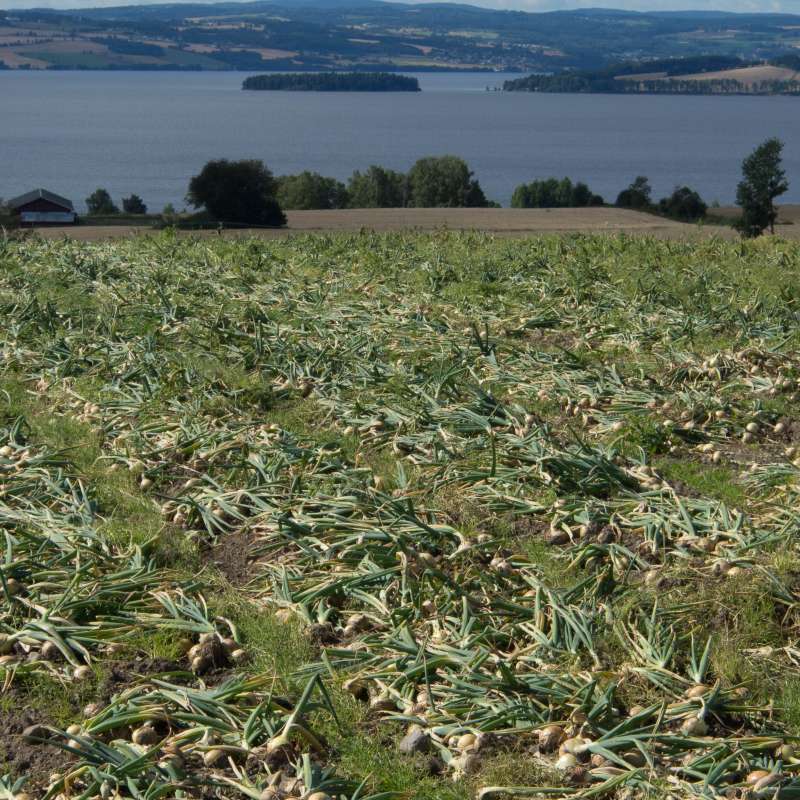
[1,2,800,72]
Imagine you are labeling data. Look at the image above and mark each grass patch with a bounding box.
[658,572,784,692]
[326,693,469,800]
[0,671,101,728]
[211,594,315,690]
[474,751,559,796]
[122,629,190,663]
[777,677,800,735]
[654,457,747,508]
[615,416,671,458]
[0,372,201,568]
[519,536,574,588]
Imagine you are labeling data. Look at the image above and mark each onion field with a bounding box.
[2,231,800,800]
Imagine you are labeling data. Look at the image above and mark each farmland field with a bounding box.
[28,207,744,242]
[618,66,800,87]
[669,65,800,86]
[4,231,800,800]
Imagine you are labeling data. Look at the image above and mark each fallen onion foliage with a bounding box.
[2,231,800,799]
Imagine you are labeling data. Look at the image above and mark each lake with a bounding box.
[2,70,799,211]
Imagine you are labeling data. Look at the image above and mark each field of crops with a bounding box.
[2,231,800,800]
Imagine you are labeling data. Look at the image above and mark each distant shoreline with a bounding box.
[504,56,800,97]
[504,85,800,97]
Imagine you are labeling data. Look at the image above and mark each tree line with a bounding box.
[614,178,708,222]
[510,175,708,222]
[276,158,492,212]
[504,74,800,96]
[76,156,492,226]
[72,138,789,239]
[183,156,494,226]
[514,139,787,236]
[84,189,147,216]
[511,178,604,210]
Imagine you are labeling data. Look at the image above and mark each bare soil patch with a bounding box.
[205,528,259,586]
[101,657,185,699]
[1,692,74,794]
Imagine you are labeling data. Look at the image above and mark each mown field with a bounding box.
[3,231,800,800]
[26,207,738,243]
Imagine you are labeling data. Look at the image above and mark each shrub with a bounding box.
[658,186,707,222]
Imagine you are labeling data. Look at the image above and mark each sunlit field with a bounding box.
[3,231,800,800]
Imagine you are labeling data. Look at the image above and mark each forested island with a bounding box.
[504,55,800,96]
[242,72,421,92]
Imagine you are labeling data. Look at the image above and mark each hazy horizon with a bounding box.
[3,0,800,14]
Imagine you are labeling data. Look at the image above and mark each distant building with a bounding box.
[8,189,77,226]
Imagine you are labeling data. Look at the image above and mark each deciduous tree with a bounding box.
[187,160,286,227]
[511,177,603,208]
[407,156,489,208]
[616,176,652,211]
[122,194,147,215]
[658,186,707,222]
[736,138,788,237]
[276,172,348,210]
[347,166,407,208]
[86,188,119,215]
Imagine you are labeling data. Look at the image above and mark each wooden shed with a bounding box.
[8,188,77,226]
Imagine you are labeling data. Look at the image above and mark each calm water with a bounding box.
[2,70,799,211]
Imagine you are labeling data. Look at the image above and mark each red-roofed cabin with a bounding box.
[9,188,77,226]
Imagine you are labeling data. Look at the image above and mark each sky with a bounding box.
[3,0,800,12]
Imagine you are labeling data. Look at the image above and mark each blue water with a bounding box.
[1,69,798,211]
